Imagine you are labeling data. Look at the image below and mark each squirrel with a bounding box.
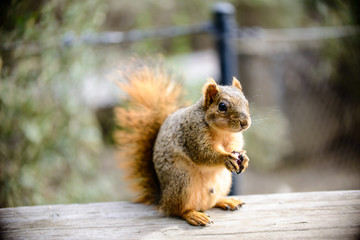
[114,65,251,226]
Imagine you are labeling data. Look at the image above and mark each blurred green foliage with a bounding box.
[311,0,360,103]
[100,0,229,55]
[0,0,112,207]
[303,0,360,152]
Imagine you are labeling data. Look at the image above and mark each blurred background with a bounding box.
[1,0,359,208]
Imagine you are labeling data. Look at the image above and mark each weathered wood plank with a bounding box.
[1,191,359,240]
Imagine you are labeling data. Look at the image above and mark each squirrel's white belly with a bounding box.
[185,166,232,212]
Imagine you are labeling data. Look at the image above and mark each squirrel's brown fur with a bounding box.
[115,66,251,226]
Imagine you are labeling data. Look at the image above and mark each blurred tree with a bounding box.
[0,0,111,207]
[303,0,360,158]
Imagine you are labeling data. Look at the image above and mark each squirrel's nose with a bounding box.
[240,119,248,128]
[239,112,250,129]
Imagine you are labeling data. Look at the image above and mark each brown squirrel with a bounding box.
[114,66,251,226]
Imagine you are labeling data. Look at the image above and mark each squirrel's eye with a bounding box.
[218,102,227,111]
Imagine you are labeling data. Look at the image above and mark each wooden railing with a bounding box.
[1,190,359,239]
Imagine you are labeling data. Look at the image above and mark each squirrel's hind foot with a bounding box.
[215,198,244,211]
[182,210,213,226]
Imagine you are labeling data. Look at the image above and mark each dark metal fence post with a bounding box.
[212,2,239,86]
[212,2,240,195]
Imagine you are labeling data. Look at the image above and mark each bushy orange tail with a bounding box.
[114,65,182,205]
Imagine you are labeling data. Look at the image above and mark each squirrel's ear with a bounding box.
[203,78,219,108]
[232,77,242,91]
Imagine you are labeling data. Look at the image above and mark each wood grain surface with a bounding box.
[1,190,359,240]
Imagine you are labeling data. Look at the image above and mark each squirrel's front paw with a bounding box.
[225,157,239,174]
[225,151,249,174]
